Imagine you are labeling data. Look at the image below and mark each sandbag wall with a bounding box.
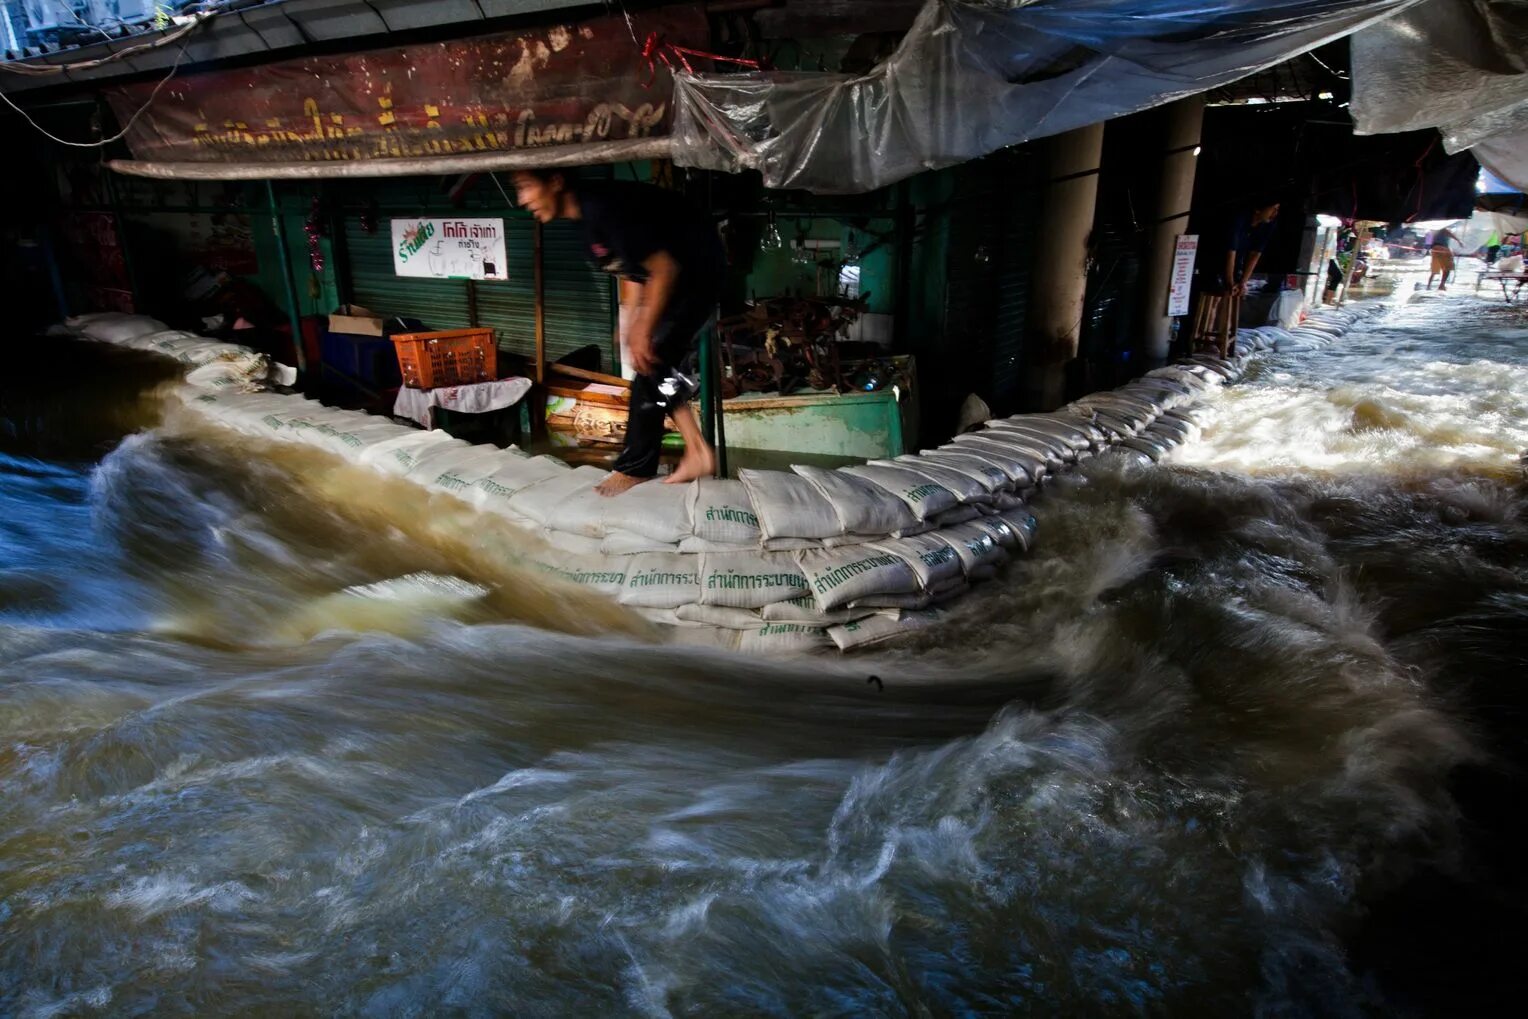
[57,306,1380,653]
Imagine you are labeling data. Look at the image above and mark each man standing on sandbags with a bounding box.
[512,169,721,496]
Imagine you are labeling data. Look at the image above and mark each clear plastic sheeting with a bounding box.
[1350,0,1528,190]
[672,0,1420,193]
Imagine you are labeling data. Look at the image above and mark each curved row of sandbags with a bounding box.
[58,304,1379,652]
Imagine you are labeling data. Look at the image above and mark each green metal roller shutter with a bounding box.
[472,220,538,358]
[344,217,473,331]
[990,151,1040,415]
[541,219,614,370]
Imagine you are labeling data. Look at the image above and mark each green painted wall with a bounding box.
[741,216,897,315]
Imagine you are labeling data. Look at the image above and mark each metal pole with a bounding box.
[265,180,307,375]
[101,169,141,312]
[711,315,728,478]
[533,219,546,382]
[698,325,716,449]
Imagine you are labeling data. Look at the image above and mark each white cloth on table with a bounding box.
[393,377,533,429]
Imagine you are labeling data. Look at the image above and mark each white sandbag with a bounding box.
[992,417,1095,451]
[930,505,982,527]
[929,577,970,603]
[839,463,959,521]
[538,529,606,556]
[759,596,882,626]
[184,353,273,392]
[191,393,298,437]
[534,554,629,597]
[796,545,921,611]
[792,465,919,535]
[598,480,693,544]
[679,536,766,554]
[847,591,931,610]
[920,447,1033,488]
[885,457,995,503]
[176,388,263,425]
[697,551,812,608]
[676,603,767,629]
[75,313,168,344]
[407,443,524,498]
[738,622,832,655]
[966,513,1023,552]
[987,491,1027,511]
[473,455,573,516]
[357,429,466,476]
[168,340,255,367]
[688,479,763,545]
[869,533,964,591]
[982,422,1076,460]
[738,468,845,540]
[1119,436,1168,461]
[311,418,419,461]
[948,435,1049,481]
[908,450,1014,491]
[666,626,743,652]
[617,553,702,609]
[281,405,381,451]
[934,522,1010,580]
[995,508,1039,552]
[603,529,681,555]
[828,612,916,651]
[504,465,609,536]
[1031,412,1109,447]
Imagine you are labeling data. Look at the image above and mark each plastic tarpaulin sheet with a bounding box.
[1350,0,1528,191]
[672,0,1421,193]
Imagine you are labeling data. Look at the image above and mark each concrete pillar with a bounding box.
[1024,122,1105,410]
[1139,96,1205,368]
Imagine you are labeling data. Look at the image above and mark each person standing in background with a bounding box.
[1427,225,1461,290]
[512,170,721,496]
[1197,197,1280,357]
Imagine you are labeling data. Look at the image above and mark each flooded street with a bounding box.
[3,278,1526,1015]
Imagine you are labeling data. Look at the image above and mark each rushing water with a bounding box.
[3,280,1525,1016]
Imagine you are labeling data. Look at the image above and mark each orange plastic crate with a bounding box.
[390,328,497,389]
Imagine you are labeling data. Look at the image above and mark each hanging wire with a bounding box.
[0,30,197,148]
[489,171,516,208]
[1,14,204,75]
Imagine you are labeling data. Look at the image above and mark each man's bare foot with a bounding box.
[596,471,647,497]
[662,444,716,485]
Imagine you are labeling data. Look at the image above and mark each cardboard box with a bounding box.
[328,304,385,337]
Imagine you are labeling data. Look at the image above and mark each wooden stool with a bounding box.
[1189,290,1241,355]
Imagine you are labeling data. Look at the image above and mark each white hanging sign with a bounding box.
[391,218,508,281]
[1167,233,1198,316]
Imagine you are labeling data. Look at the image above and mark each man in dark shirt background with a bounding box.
[1216,198,1281,299]
[513,170,722,496]
[1196,196,1279,357]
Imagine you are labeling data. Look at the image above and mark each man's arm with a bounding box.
[1225,250,1238,293]
[627,250,680,374]
[1239,251,1262,292]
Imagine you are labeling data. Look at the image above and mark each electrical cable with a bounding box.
[1,14,203,75]
[0,31,194,148]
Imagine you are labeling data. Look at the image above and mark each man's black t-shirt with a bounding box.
[573,181,724,285]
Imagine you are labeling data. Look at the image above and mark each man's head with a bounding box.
[1252,197,1281,225]
[511,169,571,223]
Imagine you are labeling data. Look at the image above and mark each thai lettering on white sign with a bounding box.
[391,218,508,281]
[1168,234,1198,317]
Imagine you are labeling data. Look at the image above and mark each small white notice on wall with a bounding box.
[1168,234,1198,316]
[391,218,508,281]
